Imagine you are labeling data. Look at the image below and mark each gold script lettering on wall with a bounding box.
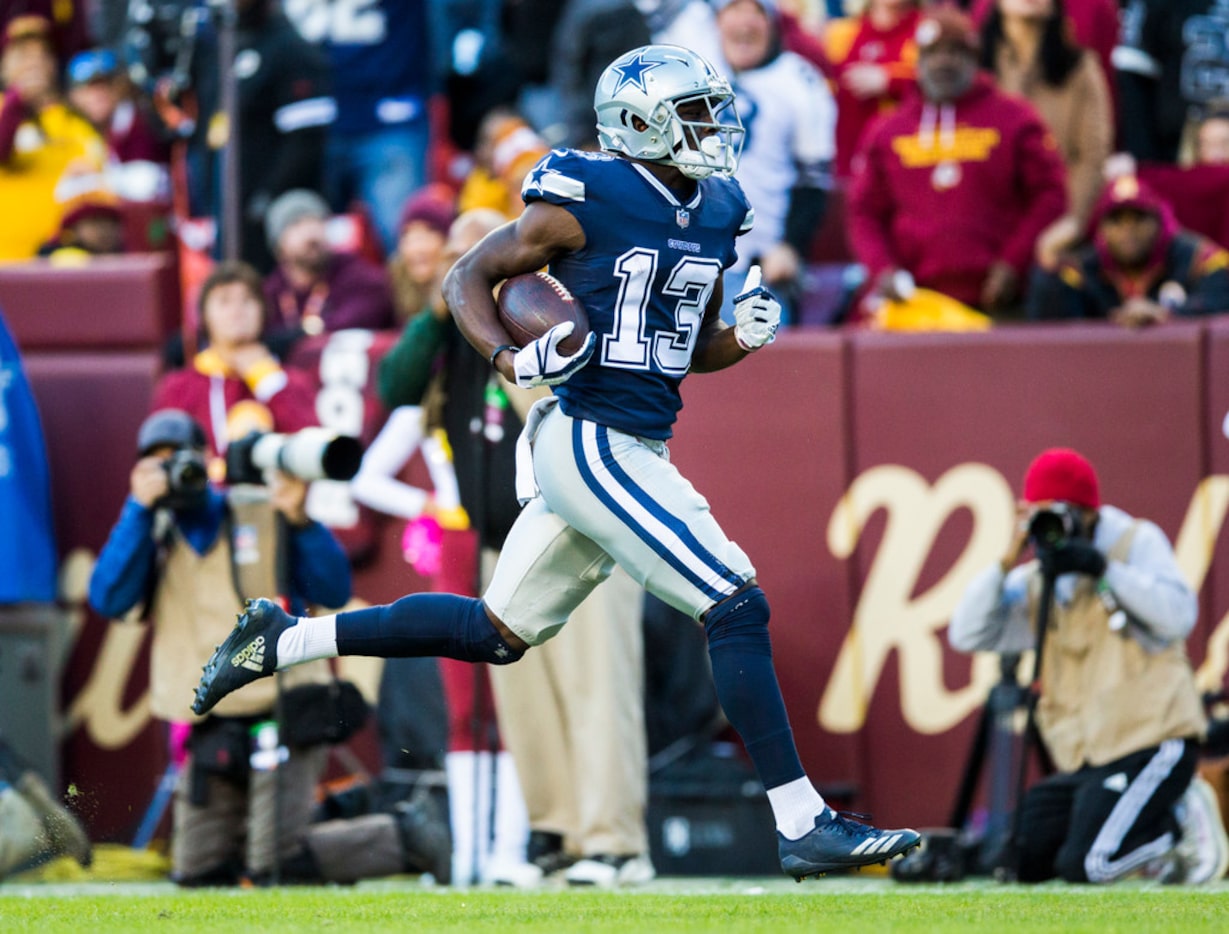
[821,463,1015,735]
[59,547,150,750]
[1176,476,1229,692]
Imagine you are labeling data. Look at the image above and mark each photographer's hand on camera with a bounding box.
[999,502,1033,575]
[223,343,279,380]
[131,455,171,508]
[1039,540,1107,579]
[268,471,310,527]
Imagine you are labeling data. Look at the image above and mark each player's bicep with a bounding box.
[464,203,585,284]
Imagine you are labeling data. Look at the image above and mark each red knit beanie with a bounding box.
[1023,448,1100,508]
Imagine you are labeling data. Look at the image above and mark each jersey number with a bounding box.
[602,249,721,376]
[284,0,387,45]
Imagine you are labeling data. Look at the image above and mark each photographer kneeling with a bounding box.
[89,410,447,886]
[949,448,1229,885]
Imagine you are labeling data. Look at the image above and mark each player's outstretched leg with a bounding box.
[702,586,919,879]
[193,598,293,715]
[779,811,921,881]
[193,593,528,716]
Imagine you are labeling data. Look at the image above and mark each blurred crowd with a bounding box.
[4,0,1229,890]
[0,0,1226,328]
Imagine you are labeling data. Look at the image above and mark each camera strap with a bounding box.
[222,491,283,606]
[136,509,177,621]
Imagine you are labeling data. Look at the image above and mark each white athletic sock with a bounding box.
[766,777,828,840]
[275,614,338,668]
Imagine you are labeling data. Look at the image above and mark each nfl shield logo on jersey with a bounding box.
[675,208,690,229]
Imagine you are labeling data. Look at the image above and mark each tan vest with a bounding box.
[1032,525,1207,772]
[149,490,328,722]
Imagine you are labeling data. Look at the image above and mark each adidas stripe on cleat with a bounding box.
[779,810,921,881]
[191,598,295,715]
[232,634,267,672]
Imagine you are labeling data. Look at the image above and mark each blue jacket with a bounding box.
[88,489,351,619]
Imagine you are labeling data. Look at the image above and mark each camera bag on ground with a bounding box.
[279,679,369,747]
[188,716,254,805]
[890,828,976,883]
[303,789,452,884]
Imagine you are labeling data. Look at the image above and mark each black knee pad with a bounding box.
[458,600,526,665]
[704,586,771,652]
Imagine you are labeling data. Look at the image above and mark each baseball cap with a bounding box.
[3,14,53,54]
[265,189,330,251]
[398,185,456,236]
[712,0,778,12]
[66,48,119,86]
[915,5,980,55]
[137,409,207,457]
[1022,448,1100,509]
[59,192,123,230]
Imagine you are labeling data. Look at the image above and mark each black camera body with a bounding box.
[226,429,362,486]
[1026,502,1084,550]
[162,448,209,504]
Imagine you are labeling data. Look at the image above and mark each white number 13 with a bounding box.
[602,249,721,376]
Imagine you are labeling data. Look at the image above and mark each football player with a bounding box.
[193,44,920,880]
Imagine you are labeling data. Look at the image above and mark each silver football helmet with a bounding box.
[594,45,744,180]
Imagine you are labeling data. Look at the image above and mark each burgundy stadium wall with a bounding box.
[7,260,1229,840]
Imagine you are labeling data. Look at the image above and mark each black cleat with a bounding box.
[779,810,921,881]
[192,598,294,715]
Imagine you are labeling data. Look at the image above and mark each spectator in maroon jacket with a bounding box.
[262,189,396,357]
[1027,174,1229,325]
[64,47,170,204]
[37,192,125,257]
[823,0,923,181]
[153,260,319,469]
[65,48,169,165]
[0,0,91,62]
[848,4,1067,318]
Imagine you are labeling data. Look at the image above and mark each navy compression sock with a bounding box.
[335,593,524,664]
[704,587,805,788]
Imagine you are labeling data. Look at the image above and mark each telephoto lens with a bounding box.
[1027,504,1076,549]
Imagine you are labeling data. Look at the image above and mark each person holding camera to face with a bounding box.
[949,448,1229,885]
[90,412,451,886]
[87,409,351,885]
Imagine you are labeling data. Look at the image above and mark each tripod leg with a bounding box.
[948,696,993,830]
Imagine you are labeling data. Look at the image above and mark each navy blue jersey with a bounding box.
[523,149,753,439]
[285,0,431,135]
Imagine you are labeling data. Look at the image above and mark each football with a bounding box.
[496,271,590,355]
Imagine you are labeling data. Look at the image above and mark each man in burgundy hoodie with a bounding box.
[1027,174,1229,325]
[261,189,396,359]
[848,5,1067,319]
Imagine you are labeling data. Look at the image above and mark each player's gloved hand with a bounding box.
[1039,540,1107,579]
[513,321,596,388]
[732,265,781,351]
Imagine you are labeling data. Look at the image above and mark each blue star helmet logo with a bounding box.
[611,50,667,94]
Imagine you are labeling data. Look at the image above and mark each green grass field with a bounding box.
[3,875,1227,933]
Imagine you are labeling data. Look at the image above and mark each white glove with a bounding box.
[513,321,597,388]
[732,265,781,351]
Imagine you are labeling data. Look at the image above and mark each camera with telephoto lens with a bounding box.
[1026,502,1083,550]
[225,428,363,486]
